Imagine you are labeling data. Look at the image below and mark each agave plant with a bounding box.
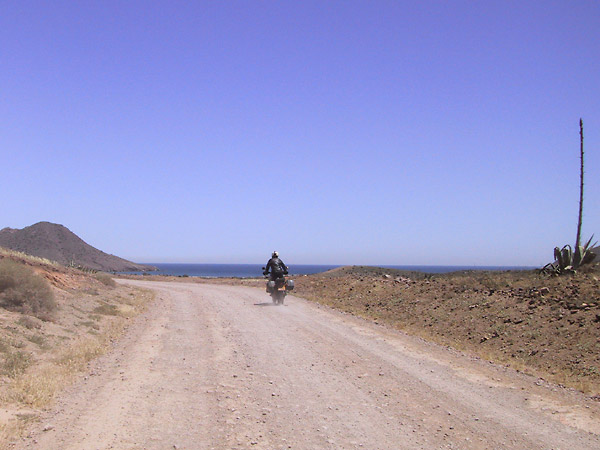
[542,121,597,276]
[543,235,597,275]
[573,235,597,267]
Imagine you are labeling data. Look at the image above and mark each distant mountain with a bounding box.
[0,222,156,272]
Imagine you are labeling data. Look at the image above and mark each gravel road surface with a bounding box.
[21,280,600,449]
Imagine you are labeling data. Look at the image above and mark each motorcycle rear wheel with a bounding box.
[272,290,285,305]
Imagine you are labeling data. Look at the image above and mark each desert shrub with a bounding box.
[0,340,11,354]
[2,351,32,378]
[17,316,40,330]
[93,302,119,316]
[94,272,116,287]
[27,334,47,348]
[0,260,56,318]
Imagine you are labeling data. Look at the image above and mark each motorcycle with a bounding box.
[262,267,294,305]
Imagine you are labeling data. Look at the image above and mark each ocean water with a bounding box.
[122,263,535,278]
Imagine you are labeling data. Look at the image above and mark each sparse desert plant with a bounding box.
[94,272,116,287]
[17,316,40,330]
[8,364,65,407]
[67,258,97,274]
[544,236,597,275]
[2,351,32,378]
[27,334,48,349]
[0,247,58,267]
[0,260,56,318]
[93,302,120,316]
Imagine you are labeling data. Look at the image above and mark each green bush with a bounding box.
[0,260,56,319]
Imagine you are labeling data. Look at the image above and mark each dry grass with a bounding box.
[0,248,58,268]
[1,351,32,378]
[0,261,154,447]
[2,299,150,408]
[0,421,25,450]
[6,334,112,407]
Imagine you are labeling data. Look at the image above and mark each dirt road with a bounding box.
[21,280,600,449]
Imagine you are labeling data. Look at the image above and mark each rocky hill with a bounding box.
[0,222,155,272]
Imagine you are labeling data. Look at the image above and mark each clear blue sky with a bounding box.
[2,1,599,266]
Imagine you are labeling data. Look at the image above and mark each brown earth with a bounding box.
[290,263,600,397]
[0,223,155,272]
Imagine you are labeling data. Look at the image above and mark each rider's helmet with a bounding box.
[272,251,279,258]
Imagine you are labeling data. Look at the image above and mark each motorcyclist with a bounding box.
[263,251,288,281]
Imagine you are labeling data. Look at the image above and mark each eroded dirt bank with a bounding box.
[291,265,600,396]
[19,280,600,449]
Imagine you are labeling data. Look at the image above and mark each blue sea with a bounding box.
[122,263,535,278]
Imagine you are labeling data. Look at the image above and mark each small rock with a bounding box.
[42,424,53,432]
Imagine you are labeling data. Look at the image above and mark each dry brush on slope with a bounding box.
[0,249,154,448]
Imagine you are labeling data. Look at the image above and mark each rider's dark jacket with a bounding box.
[264,257,288,278]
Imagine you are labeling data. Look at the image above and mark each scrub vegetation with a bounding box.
[0,260,56,319]
[0,248,154,449]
